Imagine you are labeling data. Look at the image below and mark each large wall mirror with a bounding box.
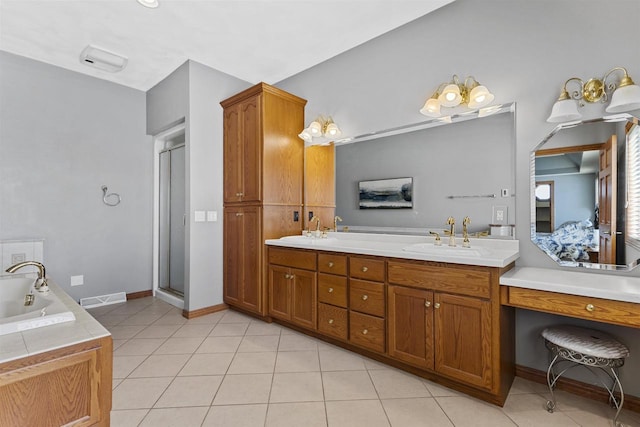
[531,114,640,271]
[323,103,516,236]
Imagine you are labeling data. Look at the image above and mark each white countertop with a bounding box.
[266,232,519,268]
[500,267,640,304]
[0,281,111,364]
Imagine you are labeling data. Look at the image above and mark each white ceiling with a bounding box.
[0,0,453,91]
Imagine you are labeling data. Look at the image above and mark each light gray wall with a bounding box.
[336,112,515,231]
[0,51,152,300]
[277,0,640,394]
[146,60,250,311]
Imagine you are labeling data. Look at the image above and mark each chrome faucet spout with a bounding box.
[5,261,49,292]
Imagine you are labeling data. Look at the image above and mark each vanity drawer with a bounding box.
[318,253,347,275]
[269,247,317,270]
[349,279,385,317]
[318,274,348,307]
[506,287,640,328]
[349,311,385,353]
[318,303,348,340]
[388,260,491,299]
[350,256,386,282]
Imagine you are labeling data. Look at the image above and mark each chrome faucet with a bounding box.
[462,216,471,248]
[6,261,49,292]
[446,216,456,247]
[334,215,342,232]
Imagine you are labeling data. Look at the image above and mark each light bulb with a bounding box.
[308,121,322,136]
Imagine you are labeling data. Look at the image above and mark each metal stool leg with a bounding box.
[610,367,624,427]
[545,353,560,412]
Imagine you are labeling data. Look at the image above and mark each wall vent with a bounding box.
[80,292,127,308]
[79,45,128,73]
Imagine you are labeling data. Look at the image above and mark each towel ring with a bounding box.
[102,185,121,207]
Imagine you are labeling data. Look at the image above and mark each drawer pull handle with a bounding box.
[285,274,294,280]
[361,266,368,272]
[362,329,369,335]
[362,295,368,301]
[434,303,441,309]
[328,262,334,268]
[425,301,431,308]
[236,213,243,216]
[328,287,334,293]
[328,319,334,324]
[586,304,595,312]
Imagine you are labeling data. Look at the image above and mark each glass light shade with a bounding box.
[324,123,341,137]
[137,0,159,8]
[547,99,581,123]
[438,84,462,107]
[298,128,313,142]
[467,85,494,109]
[605,84,640,113]
[308,121,322,136]
[419,98,441,117]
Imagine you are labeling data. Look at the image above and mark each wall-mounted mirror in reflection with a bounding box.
[531,114,640,270]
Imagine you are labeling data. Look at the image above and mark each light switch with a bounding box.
[207,211,218,222]
[195,211,206,222]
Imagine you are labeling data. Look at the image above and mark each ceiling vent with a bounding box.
[79,45,127,73]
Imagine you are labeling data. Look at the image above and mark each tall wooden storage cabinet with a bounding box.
[221,83,306,316]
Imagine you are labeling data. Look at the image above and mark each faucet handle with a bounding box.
[463,216,471,226]
[446,216,455,225]
[429,231,442,246]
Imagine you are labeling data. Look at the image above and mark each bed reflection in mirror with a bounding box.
[531,114,640,271]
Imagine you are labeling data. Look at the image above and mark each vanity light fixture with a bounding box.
[546,67,640,123]
[137,0,159,8]
[298,115,342,145]
[420,75,494,118]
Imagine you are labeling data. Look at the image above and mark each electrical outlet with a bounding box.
[308,211,314,221]
[70,275,84,287]
[492,205,508,225]
[293,211,299,222]
[11,253,26,264]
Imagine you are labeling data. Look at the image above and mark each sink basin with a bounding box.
[280,235,338,245]
[402,243,490,257]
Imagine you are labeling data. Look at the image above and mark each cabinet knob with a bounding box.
[434,303,441,309]
[361,295,368,301]
[585,303,595,312]
[285,273,294,280]
[328,287,334,293]
[425,301,431,308]
[328,262,334,268]
[362,329,369,335]
[361,266,368,272]
[235,212,243,217]
[328,319,334,324]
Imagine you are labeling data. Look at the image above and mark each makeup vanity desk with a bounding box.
[500,267,640,328]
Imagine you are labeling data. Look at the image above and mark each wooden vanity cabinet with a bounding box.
[222,83,306,316]
[268,247,317,330]
[348,256,386,353]
[317,253,348,340]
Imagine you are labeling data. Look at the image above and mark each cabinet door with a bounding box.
[240,206,261,312]
[290,268,317,330]
[240,96,261,203]
[269,265,291,321]
[434,293,492,390]
[387,285,434,369]
[223,103,242,203]
[223,207,243,305]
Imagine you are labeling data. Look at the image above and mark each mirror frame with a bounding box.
[530,114,639,271]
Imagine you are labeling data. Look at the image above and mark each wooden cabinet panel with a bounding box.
[387,285,434,369]
[291,268,317,330]
[388,260,491,299]
[304,144,335,207]
[435,293,492,390]
[318,253,347,275]
[349,256,385,282]
[318,274,347,307]
[223,102,242,203]
[223,207,242,306]
[349,279,385,317]
[269,247,316,270]
[349,311,385,353]
[240,96,261,203]
[318,303,348,340]
[505,287,640,328]
[269,265,291,321]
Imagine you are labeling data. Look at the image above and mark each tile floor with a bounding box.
[88,297,640,427]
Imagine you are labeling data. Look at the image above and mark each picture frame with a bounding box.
[358,177,413,209]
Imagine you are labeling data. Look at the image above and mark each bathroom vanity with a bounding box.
[0,281,112,427]
[266,232,519,405]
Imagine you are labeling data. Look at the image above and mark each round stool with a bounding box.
[541,325,630,427]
